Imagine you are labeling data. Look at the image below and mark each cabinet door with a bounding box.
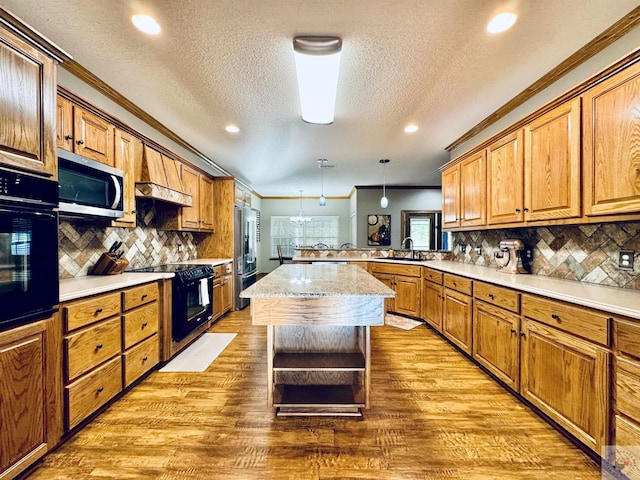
[373,273,395,313]
[394,275,421,318]
[73,106,114,166]
[222,274,233,312]
[441,164,460,228]
[422,280,442,331]
[0,28,56,177]
[0,328,46,475]
[161,154,184,192]
[442,288,472,354]
[520,319,609,453]
[212,280,224,320]
[582,61,640,216]
[524,98,581,221]
[56,96,74,152]
[487,130,524,224]
[112,129,139,227]
[180,165,200,230]
[473,301,519,391]
[199,175,214,231]
[460,151,486,227]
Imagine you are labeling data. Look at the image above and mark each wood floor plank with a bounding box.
[22,309,603,479]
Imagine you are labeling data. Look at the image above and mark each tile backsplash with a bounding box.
[451,222,640,290]
[58,200,205,279]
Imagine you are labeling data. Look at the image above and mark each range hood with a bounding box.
[135,145,192,207]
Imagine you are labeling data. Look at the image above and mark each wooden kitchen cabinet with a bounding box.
[520,317,610,454]
[212,263,233,320]
[112,129,140,227]
[442,284,473,354]
[0,26,57,177]
[441,151,486,229]
[524,98,581,221]
[61,282,160,431]
[170,164,214,232]
[369,263,421,318]
[422,267,443,331]
[57,96,115,166]
[472,294,520,391]
[487,129,524,225]
[0,314,61,480]
[582,60,640,216]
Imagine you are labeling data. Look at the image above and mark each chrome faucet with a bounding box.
[401,237,414,258]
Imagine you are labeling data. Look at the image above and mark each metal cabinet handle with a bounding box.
[524,207,529,212]
[510,328,517,334]
[96,343,103,349]
[96,387,104,393]
[142,356,148,362]
[488,293,494,299]
[515,208,521,213]
[64,134,73,140]
[141,322,148,328]
[141,294,148,299]
[77,140,84,145]
[551,313,560,320]
[519,332,526,337]
[95,308,103,313]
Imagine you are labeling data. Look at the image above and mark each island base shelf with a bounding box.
[274,384,365,417]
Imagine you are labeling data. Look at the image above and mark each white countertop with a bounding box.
[59,258,233,302]
[240,264,395,298]
[294,256,640,320]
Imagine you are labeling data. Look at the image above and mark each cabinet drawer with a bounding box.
[122,301,159,349]
[370,262,421,277]
[223,262,233,274]
[123,334,159,387]
[213,265,223,278]
[474,282,520,313]
[122,282,158,312]
[423,267,443,285]
[63,292,121,331]
[616,318,640,359]
[65,317,122,381]
[616,356,640,424]
[443,274,473,296]
[66,356,122,430]
[616,414,640,446]
[521,294,610,346]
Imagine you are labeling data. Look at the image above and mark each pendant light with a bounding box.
[379,159,390,208]
[290,190,312,223]
[318,158,328,206]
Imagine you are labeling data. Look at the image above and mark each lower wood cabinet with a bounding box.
[422,278,443,331]
[369,263,421,318]
[61,282,160,431]
[443,289,472,354]
[520,318,609,453]
[472,300,520,390]
[212,262,233,320]
[0,314,61,480]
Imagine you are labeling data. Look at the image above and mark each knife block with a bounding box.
[90,252,129,275]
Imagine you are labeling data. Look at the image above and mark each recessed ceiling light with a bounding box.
[225,125,240,133]
[132,14,161,35]
[487,12,517,34]
[404,124,419,133]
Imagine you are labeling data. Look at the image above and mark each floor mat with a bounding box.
[385,314,423,330]
[159,332,237,372]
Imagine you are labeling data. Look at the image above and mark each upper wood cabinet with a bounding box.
[199,174,214,231]
[112,129,140,227]
[161,164,214,232]
[441,163,460,228]
[0,27,57,177]
[487,129,524,225]
[583,61,640,216]
[524,98,581,221]
[56,96,115,167]
[180,165,200,230]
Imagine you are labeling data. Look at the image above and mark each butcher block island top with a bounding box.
[240,264,395,417]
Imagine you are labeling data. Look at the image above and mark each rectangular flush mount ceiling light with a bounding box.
[293,36,342,125]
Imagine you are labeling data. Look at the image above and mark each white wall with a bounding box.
[450,26,640,160]
[356,188,442,249]
[258,197,351,273]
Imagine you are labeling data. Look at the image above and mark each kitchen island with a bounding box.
[240,263,395,417]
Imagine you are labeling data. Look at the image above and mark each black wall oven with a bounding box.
[0,167,59,330]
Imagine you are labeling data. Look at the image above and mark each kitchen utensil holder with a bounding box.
[90,252,129,275]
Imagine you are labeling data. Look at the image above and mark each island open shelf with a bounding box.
[240,264,394,417]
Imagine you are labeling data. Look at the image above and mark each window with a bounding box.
[271,216,339,257]
[401,210,449,250]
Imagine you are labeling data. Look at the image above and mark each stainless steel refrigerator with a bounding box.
[234,205,257,309]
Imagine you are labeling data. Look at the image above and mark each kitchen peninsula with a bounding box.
[240,264,395,417]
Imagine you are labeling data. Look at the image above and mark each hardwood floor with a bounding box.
[24,309,603,479]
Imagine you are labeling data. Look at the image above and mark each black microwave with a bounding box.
[57,149,125,219]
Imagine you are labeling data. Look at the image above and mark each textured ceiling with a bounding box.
[3,1,639,196]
